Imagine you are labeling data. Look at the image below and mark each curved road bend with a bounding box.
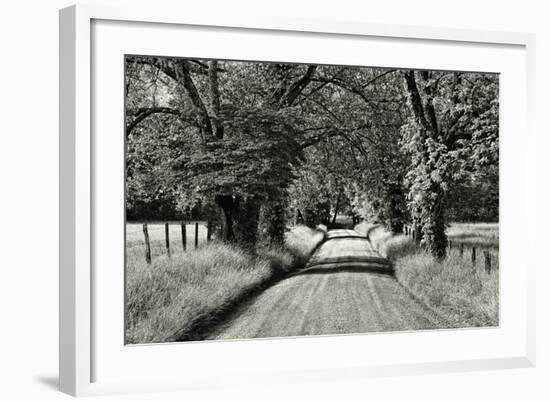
[206,229,447,340]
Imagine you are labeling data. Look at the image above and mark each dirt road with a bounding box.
[206,229,446,340]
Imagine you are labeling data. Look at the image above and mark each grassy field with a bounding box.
[125,225,325,344]
[447,222,499,248]
[362,223,499,328]
[126,223,208,264]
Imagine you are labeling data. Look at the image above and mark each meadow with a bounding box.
[447,222,499,248]
[126,223,208,264]
[360,222,499,329]
[125,224,326,344]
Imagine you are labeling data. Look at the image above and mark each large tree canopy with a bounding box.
[125,56,499,257]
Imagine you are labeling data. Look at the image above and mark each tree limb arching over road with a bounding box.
[206,229,447,340]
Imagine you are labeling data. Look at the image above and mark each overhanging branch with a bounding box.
[126,107,180,135]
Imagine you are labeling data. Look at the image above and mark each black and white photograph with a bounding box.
[6,0,550,399]
[124,56,499,344]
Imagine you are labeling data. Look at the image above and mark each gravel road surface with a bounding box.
[206,229,446,339]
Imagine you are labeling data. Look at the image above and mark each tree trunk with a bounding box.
[387,183,405,234]
[303,207,317,229]
[331,194,340,225]
[215,195,235,242]
[207,60,224,139]
[421,187,447,260]
[296,209,305,225]
[215,195,262,249]
[389,215,404,235]
[413,218,423,243]
[260,197,287,247]
[403,70,448,259]
[174,59,215,141]
[233,196,261,250]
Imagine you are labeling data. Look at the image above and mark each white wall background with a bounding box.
[0,0,547,400]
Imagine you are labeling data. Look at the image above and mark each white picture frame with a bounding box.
[59,4,536,397]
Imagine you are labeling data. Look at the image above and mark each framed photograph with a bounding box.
[59,4,536,397]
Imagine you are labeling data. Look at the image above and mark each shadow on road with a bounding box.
[290,264,395,277]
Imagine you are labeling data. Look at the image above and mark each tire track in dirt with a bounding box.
[205,229,448,340]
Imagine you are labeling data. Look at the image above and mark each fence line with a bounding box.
[139,221,211,264]
[181,223,187,252]
[142,223,152,264]
[403,224,496,273]
[195,222,199,249]
[129,220,209,225]
[164,223,170,258]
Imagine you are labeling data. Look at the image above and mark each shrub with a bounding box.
[257,246,295,276]
[284,225,326,266]
[378,235,418,261]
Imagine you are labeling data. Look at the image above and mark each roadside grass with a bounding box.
[126,225,325,344]
[363,224,499,329]
[284,225,327,266]
[354,221,383,238]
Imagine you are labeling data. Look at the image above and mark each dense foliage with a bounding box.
[125,57,499,257]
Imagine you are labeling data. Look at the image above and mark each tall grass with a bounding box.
[284,225,326,266]
[126,225,325,344]
[354,222,381,238]
[363,224,499,328]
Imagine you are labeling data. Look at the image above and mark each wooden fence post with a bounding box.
[195,222,199,249]
[181,222,187,252]
[448,240,452,250]
[484,250,491,274]
[471,246,477,267]
[207,221,212,242]
[143,223,151,264]
[165,223,171,257]
[459,243,464,257]
[412,225,422,243]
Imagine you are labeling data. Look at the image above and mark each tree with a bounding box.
[125,57,499,256]
[257,64,318,245]
[300,66,410,233]
[173,107,305,246]
[289,140,354,228]
[125,58,316,248]
[401,70,499,258]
